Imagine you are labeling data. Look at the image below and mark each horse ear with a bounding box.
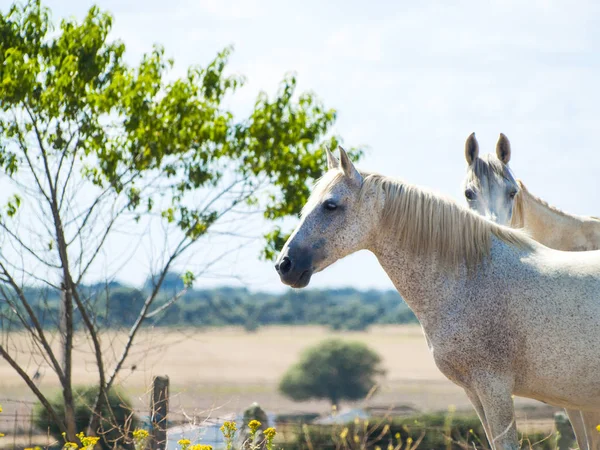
[496,133,511,164]
[326,146,340,170]
[465,132,479,165]
[338,146,362,185]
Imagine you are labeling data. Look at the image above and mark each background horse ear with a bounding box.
[496,133,511,164]
[338,146,362,185]
[465,132,479,165]
[326,146,340,170]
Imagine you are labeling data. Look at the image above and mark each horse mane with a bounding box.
[511,180,600,227]
[510,181,524,228]
[304,169,533,270]
[361,173,533,270]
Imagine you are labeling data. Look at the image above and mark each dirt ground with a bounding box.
[0,325,560,435]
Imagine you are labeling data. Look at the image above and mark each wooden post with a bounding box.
[150,375,169,450]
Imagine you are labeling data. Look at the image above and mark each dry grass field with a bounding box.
[0,325,557,432]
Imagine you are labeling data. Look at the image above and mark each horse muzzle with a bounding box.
[274,250,314,289]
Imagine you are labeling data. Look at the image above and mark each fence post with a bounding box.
[150,375,169,450]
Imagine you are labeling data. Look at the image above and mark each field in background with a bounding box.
[0,325,557,431]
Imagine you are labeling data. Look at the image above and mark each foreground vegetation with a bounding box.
[286,410,563,450]
[1,402,566,450]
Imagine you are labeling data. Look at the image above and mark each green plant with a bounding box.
[132,429,149,450]
[293,411,558,450]
[219,420,277,450]
[34,387,137,450]
[279,339,385,408]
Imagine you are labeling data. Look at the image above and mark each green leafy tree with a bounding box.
[279,339,385,408]
[0,0,361,443]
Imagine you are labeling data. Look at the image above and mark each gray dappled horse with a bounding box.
[276,147,600,450]
[462,132,600,251]
[463,133,600,449]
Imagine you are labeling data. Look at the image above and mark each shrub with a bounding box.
[291,411,557,450]
[33,387,137,450]
[279,339,385,408]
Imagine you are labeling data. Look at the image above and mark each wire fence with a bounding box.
[0,388,567,450]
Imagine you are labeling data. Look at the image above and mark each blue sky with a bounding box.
[19,0,600,291]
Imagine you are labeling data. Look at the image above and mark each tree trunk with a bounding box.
[60,282,77,441]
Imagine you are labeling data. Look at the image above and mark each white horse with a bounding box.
[462,132,600,251]
[275,147,600,450]
[463,132,600,450]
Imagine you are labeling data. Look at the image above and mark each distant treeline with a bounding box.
[1,273,417,331]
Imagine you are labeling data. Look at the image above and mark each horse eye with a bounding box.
[465,189,476,201]
[509,190,517,199]
[323,201,338,211]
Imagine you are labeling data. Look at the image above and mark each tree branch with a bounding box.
[0,263,65,383]
[0,344,67,434]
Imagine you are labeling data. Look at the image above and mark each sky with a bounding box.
[7,0,600,292]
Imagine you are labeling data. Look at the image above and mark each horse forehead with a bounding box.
[469,155,515,190]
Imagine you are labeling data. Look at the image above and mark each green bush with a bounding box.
[33,387,137,450]
[279,339,385,407]
[288,411,557,450]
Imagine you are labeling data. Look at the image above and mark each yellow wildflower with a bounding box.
[189,445,212,450]
[0,405,3,413]
[178,438,191,449]
[0,433,5,438]
[597,424,600,433]
[133,429,149,440]
[406,437,413,447]
[339,427,349,440]
[76,432,99,448]
[353,435,360,444]
[375,446,382,450]
[263,427,276,440]
[395,432,401,439]
[387,445,394,450]
[248,420,261,433]
[263,427,277,450]
[63,443,78,450]
[220,421,237,438]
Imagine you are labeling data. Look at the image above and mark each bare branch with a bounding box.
[58,141,78,213]
[104,251,179,390]
[0,344,67,434]
[11,110,51,202]
[144,289,187,319]
[75,203,129,284]
[55,127,77,192]
[0,221,62,269]
[0,262,65,383]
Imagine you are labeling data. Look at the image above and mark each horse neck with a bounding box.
[369,232,465,321]
[516,186,600,251]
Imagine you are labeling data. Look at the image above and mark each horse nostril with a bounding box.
[278,256,292,275]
